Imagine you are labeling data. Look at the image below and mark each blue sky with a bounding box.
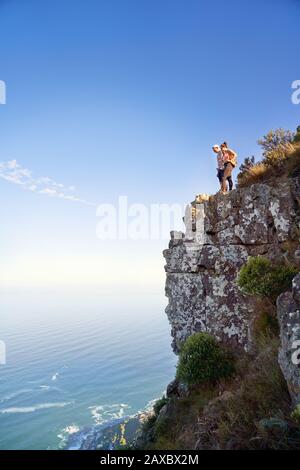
[0,0,299,286]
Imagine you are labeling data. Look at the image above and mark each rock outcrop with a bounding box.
[164,178,300,353]
[277,274,300,405]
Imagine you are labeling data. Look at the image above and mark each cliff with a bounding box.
[135,174,300,450]
[164,178,300,354]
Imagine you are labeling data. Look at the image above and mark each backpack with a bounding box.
[223,149,237,167]
[230,153,237,167]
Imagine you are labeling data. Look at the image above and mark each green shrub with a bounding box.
[176,333,234,386]
[142,388,218,450]
[291,405,300,425]
[141,413,157,432]
[153,396,168,416]
[237,126,300,188]
[237,256,298,303]
[141,395,169,437]
[238,155,256,179]
[286,142,300,177]
[258,128,295,167]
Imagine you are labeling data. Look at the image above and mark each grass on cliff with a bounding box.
[140,333,235,449]
[197,335,293,450]
[140,314,298,451]
[141,386,219,450]
[141,337,293,450]
[237,141,300,188]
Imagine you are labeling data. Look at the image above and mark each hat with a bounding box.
[213,144,220,151]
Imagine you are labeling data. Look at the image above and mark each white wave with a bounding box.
[0,389,33,403]
[59,423,100,450]
[88,403,131,425]
[63,397,164,450]
[57,424,80,448]
[39,384,65,394]
[51,372,59,381]
[62,425,80,435]
[0,401,73,414]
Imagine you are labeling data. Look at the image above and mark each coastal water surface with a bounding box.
[0,286,176,449]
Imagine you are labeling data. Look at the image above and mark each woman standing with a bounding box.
[220,142,237,194]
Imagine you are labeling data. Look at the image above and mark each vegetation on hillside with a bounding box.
[237,125,300,187]
[137,327,300,449]
[137,309,300,450]
[136,253,300,450]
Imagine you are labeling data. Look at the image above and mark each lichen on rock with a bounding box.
[164,179,300,353]
[277,273,300,405]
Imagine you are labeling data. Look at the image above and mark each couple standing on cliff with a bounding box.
[213,142,237,194]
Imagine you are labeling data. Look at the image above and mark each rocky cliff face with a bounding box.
[164,178,300,353]
[135,176,300,451]
[277,274,300,405]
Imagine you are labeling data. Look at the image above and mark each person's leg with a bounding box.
[222,163,233,193]
[227,174,233,191]
[217,169,224,187]
[221,165,229,192]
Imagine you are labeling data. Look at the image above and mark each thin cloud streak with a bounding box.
[0,160,96,206]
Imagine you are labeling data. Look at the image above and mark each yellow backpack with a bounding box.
[230,153,237,167]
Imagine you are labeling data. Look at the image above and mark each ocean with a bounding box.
[0,286,177,449]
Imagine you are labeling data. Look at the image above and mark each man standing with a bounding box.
[212,144,224,190]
